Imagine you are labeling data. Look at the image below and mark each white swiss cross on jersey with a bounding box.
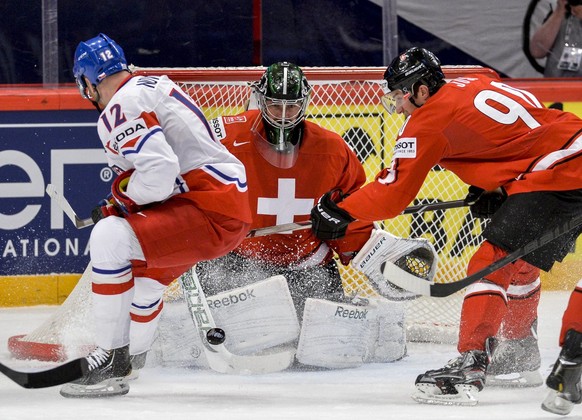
[257,178,313,224]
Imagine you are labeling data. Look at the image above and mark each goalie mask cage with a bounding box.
[8,66,496,362]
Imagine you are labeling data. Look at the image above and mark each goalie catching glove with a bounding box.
[310,189,355,240]
[91,169,142,223]
[351,229,438,300]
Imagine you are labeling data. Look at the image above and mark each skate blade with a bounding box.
[127,369,140,381]
[412,383,479,406]
[60,377,130,398]
[486,370,543,388]
[541,389,575,416]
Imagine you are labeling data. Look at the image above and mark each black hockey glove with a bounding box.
[310,189,355,240]
[465,186,507,219]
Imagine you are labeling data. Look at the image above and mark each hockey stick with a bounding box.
[46,184,93,229]
[48,182,469,237]
[385,212,582,298]
[0,358,88,389]
[247,199,469,237]
[179,268,296,374]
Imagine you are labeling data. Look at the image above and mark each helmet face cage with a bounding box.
[73,33,128,98]
[252,62,311,150]
[382,47,445,112]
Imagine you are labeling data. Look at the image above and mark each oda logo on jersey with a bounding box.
[112,120,147,145]
[393,137,417,159]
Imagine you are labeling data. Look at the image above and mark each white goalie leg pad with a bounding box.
[151,299,208,369]
[364,297,407,363]
[296,298,373,369]
[207,275,300,355]
[351,229,438,299]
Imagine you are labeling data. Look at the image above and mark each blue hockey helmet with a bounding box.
[73,33,128,98]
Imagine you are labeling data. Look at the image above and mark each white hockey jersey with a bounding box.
[96,74,249,217]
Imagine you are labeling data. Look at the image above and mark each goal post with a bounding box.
[8,66,496,361]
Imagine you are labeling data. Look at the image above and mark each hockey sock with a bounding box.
[560,278,582,345]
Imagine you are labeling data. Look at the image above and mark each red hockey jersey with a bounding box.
[211,109,373,266]
[340,74,582,222]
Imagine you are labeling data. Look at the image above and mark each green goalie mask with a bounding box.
[250,62,311,168]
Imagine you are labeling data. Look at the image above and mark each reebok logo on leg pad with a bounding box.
[207,289,256,309]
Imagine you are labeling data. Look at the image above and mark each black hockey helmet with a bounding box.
[384,47,445,96]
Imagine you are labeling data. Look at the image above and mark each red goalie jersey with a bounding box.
[211,109,374,266]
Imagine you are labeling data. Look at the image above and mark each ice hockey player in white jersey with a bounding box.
[59,33,252,398]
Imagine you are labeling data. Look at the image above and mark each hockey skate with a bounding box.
[60,345,132,398]
[486,335,543,387]
[541,329,582,416]
[127,351,148,381]
[413,339,493,406]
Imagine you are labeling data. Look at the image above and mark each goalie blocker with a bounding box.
[155,274,406,369]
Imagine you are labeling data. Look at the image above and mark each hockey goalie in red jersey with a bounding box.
[310,47,582,412]
[191,62,408,369]
[60,33,251,398]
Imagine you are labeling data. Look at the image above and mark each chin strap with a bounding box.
[408,95,422,108]
[86,86,103,112]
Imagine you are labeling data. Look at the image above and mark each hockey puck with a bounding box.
[206,328,226,345]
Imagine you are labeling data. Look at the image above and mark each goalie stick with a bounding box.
[179,268,296,374]
[47,183,469,236]
[0,357,88,389]
[385,211,582,298]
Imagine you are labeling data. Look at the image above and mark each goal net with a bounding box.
[8,66,495,362]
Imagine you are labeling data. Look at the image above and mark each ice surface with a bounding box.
[0,291,575,420]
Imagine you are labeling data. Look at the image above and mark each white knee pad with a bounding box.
[89,216,144,266]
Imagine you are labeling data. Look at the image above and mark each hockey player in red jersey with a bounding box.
[192,63,406,368]
[310,47,582,412]
[60,33,251,398]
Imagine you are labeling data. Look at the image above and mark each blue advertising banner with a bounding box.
[0,110,112,275]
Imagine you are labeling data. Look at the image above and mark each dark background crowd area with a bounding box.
[0,0,487,85]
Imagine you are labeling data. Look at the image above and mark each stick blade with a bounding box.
[205,345,296,375]
[0,358,89,389]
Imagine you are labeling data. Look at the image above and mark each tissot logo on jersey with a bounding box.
[393,137,417,158]
[210,117,226,141]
